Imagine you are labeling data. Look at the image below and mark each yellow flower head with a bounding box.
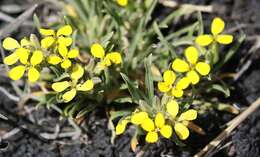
[195,17,233,46]
[116,0,128,7]
[172,46,211,86]
[8,50,43,82]
[166,100,197,140]
[40,25,73,49]
[157,70,176,92]
[48,48,79,69]
[140,113,173,143]
[90,43,122,70]
[51,64,94,102]
[2,37,31,65]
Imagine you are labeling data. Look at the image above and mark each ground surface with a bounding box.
[0,0,260,157]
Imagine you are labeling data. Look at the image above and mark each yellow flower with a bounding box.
[172,46,211,86]
[8,50,43,82]
[40,25,73,49]
[140,113,173,143]
[51,64,94,102]
[116,0,128,7]
[90,43,122,70]
[196,17,233,46]
[157,70,185,98]
[166,100,197,140]
[2,37,31,65]
[48,48,79,69]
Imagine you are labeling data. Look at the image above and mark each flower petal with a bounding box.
[155,112,165,128]
[61,59,72,69]
[211,17,225,35]
[8,65,26,81]
[57,25,72,36]
[172,58,189,73]
[30,50,43,66]
[62,88,77,103]
[186,70,200,85]
[116,119,129,135]
[48,55,62,65]
[184,46,198,65]
[131,112,148,125]
[3,37,20,50]
[52,81,70,92]
[141,118,155,132]
[166,100,179,118]
[174,123,189,140]
[105,52,122,64]
[57,37,73,47]
[195,35,213,46]
[91,43,105,58]
[67,49,79,58]
[39,28,55,36]
[71,64,84,80]
[195,62,211,76]
[179,109,197,121]
[28,67,40,82]
[145,131,158,143]
[216,34,233,45]
[4,53,19,65]
[163,70,176,85]
[176,77,190,90]
[58,44,68,57]
[15,48,29,64]
[160,125,172,138]
[117,0,128,7]
[171,88,183,98]
[41,37,55,49]
[76,80,94,91]
[157,82,172,93]
[20,38,31,47]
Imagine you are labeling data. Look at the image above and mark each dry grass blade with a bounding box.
[0,4,38,39]
[194,98,260,157]
[159,0,213,13]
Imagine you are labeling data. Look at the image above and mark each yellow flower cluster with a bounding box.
[40,25,78,69]
[158,17,233,98]
[116,100,197,143]
[158,46,210,97]
[2,37,43,82]
[2,25,95,103]
[90,43,122,70]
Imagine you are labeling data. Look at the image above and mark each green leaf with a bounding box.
[120,73,144,103]
[153,22,177,57]
[101,31,114,47]
[144,0,158,26]
[33,14,41,30]
[211,84,230,97]
[110,110,132,120]
[144,54,154,106]
[127,18,144,67]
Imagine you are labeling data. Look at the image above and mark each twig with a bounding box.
[158,0,213,13]
[0,86,20,102]
[2,128,21,139]
[194,98,260,157]
[0,4,38,38]
[136,144,149,157]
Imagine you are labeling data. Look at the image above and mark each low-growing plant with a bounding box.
[1,0,245,153]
